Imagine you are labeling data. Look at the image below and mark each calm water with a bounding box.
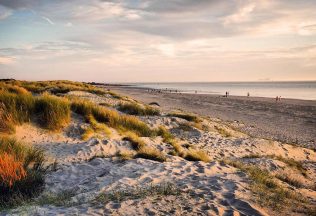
[129,81,316,100]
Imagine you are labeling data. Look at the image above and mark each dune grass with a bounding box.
[214,125,232,137]
[135,146,167,162]
[242,154,307,177]
[71,99,154,137]
[222,159,308,211]
[0,91,35,133]
[95,183,181,204]
[0,138,45,209]
[122,132,146,150]
[117,102,160,116]
[167,112,201,123]
[184,148,211,162]
[34,94,71,131]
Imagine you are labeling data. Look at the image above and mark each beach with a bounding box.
[105,85,316,150]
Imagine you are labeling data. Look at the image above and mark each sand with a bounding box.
[2,90,316,216]
[106,86,316,150]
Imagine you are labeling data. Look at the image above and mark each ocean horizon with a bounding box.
[125,81,316,100]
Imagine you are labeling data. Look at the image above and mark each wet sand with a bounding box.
[106,86,316,150]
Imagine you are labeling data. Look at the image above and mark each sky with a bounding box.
[0,0,315,82]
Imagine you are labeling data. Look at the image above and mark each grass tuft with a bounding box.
[34,93,71,131]
[117,102,160,116]
[168,112,201,123]
[184,148,211,162]
[135,146,167,162]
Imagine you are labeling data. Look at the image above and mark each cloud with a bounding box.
[0,55,15,64]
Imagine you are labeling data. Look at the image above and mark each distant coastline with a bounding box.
[102,81,316,101]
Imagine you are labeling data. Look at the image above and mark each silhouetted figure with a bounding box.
[276,96,279,102]
[225,92,228,97]
[247,92,250,97]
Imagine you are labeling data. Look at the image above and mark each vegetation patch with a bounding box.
[0,138,45,210]
[34,94,71,131]
[222,159,310,212]
[117,102,160,116]
[135,146,167,162]
[184,149,211,162]
[71,99,154,137]
[167,112,201,123]
[95,183,181,204]
[214,125,232,137]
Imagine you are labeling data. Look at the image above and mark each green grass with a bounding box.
[117,102,160,116]
[0,91,35,133]
[167,112,201,123]
[95,183,181,204]
[34,94,71,131]
[0,138,45,210]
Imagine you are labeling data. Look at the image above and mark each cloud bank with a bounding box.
[0,0,315,81]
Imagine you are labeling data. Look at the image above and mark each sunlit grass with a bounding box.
[117,102,160,116]
[0,138,45,209]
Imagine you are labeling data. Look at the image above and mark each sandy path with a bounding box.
[107,86,316,149]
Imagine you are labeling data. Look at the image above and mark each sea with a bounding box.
[127,81,316,100]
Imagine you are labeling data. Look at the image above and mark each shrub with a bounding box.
[0,138,45,209]
[184,149,211,162]
[34,94,70,130]
[117,102,160,116]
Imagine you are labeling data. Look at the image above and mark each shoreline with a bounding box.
[104,85,316,150]
[96,84,316,102]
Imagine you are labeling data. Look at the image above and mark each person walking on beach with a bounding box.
[276,96,279,102]
[247,92,250,97]
[225,91,228,97]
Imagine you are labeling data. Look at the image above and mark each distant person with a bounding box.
[225,91,228,97]
[247,92,250,97]
[276,96,279,102]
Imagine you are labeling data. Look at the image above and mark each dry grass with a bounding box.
[0,138,45,209]
[122,132,146,150]
[214,125,232,137]
[34,94,71,131]
[117,102,160,116]
[95,183,181,204]
[184,148,211,162]
[168,112,201,123]
[71,99,154,137]
[81,127,94,141]
[275,174,304,188]
[135,146,167,162]
[117,150,135,161]
[0,153,26,188]
[222,159,308,211]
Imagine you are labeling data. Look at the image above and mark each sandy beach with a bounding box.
[105,86,316,150]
